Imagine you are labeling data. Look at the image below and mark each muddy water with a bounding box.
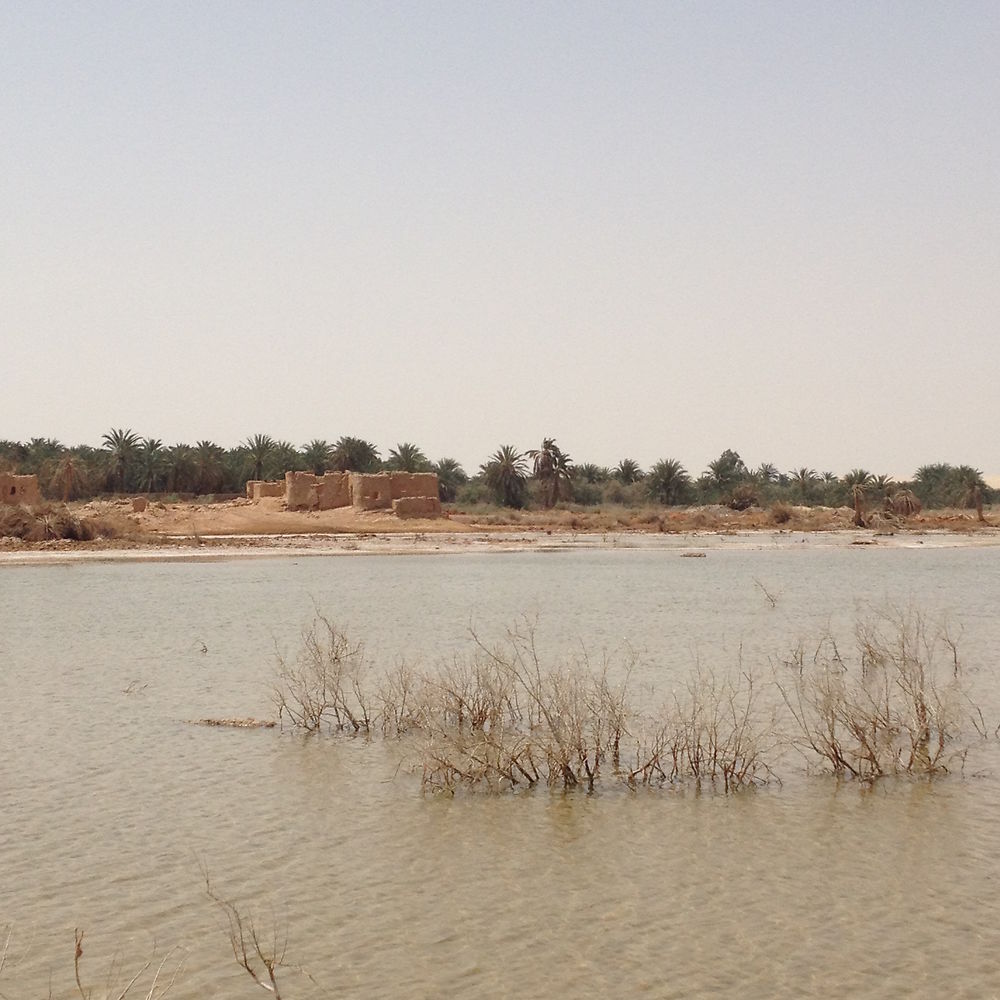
[2,544,1000,998]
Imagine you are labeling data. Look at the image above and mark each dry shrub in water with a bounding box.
[418,623,633,792]
[73,929,183,1000]
[274,613,375,733]
[776,607,979,780]
[273,616,774,794]
[272,609,988,793]
[625,664,777,792]
[202,868,303,1000]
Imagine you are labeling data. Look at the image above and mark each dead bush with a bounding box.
[274,614,375,734]
[625,664,776,791]
[776,608,978,780]
[271,609,987,795]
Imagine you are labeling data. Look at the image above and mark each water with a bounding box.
[2,543,999,998]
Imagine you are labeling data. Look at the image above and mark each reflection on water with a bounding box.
[2,547,999,998]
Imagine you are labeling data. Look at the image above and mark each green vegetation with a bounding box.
[527,438,572,508]
[329,436,381,473]
[646,458,693,506]
[0,432,994,514]
[385,442,431,473]
[480,445,528,508]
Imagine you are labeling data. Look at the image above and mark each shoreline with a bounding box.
[3,525,999,566]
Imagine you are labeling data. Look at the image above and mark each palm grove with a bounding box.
[0,432,993,514]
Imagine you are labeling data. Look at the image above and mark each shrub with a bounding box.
[454,481,490,506]
[570,481,602,506]
[771,502,793,525]
[776,608,977,779]
[274,614,374,733]
[272,610,987,794]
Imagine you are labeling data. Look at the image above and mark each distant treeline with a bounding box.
[0,432,993,511]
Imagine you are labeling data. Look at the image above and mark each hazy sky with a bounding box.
[3,2,998,478]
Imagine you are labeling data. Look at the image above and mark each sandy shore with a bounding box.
[3,525,999,567]
[2,496,998,565]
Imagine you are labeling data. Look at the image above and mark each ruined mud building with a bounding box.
[0,473,41,506]
[247,471,442,518]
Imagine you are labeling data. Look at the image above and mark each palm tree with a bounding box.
[137,438,166,492]
[646,458,692,506]
[0,440,28,473]
[613,459,644,484]
[757,462,779,484]
[481,445,528,508]
[789,467,819,502]
[386,443,431,473]
[24,438,64,478]
[575,464,610,484]
[842,469,874,490]
[329,436,381,473]
[242,434,275,482]
[527,438,572,508]
[954,465,988,517]
[872,474,895,495]
[302,440,331,476]
[432,458,468,502]
[194,441,224,494]
[272,440,301,478]
[165,444,194,493]
[101,428,141,493]
[50,451,89,502]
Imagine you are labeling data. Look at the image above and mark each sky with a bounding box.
[2,1,998,479]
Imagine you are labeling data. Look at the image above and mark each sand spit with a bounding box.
[2,525,999,567]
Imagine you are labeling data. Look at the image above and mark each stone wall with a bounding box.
[350,473,394,510]
[282,471,354,510]
[392,496,442,518]
[285,471,318,510]
[0,473,41,506]
[390,471,439,500]
[258,470,440,515]
[247,480,284,500]
[316,472,351,510]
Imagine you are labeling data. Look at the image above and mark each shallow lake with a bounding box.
[2,542,999,998]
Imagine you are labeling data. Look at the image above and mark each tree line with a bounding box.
[0,432,992,512]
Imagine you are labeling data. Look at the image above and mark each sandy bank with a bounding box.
[2,525,999,567]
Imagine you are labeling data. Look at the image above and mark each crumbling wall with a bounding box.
[389,472,439,500]
[257,469,441,516]
[316,472,351,510]
[350,473,394,510]
[285,471,318,510]
[248,480,284,500]
[392,496,442,518]
[0,473,41,506]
